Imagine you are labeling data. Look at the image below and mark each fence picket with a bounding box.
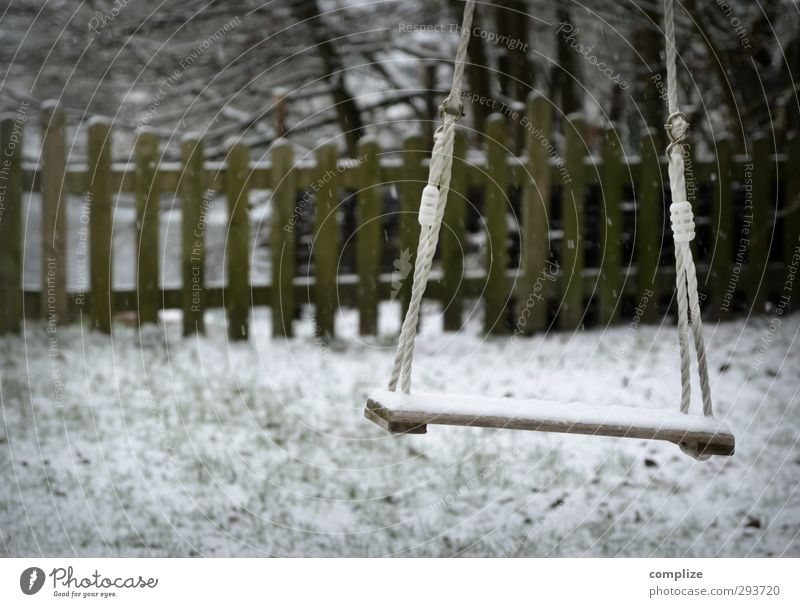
[271,140,296,337]
[519,93,552,334]
[41,102,69,325]
[710,135,733,319]
[485,114,510,334]
[356,138,381,335]
[134,129,159,325]
[88,119,113,334]
[750,134,770,313]
[314,143,338,339]
[559,113,585,330]
[636,129,661,323]
[442,129,466,332]
[785,132,800,312]
[226,141,250,340]
[599,123,623,325]
[181,135,206,336]
[0,115,22,334]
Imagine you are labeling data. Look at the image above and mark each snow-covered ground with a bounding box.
[1,303,798,557]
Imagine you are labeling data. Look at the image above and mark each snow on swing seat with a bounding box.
[365,388,735,457]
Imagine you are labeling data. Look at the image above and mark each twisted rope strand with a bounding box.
[674,243,693,413]
[388,1,474,393]
[387,120,456,392]
[663,0,714,419]
[397,128,457,392]
[685,252,714,415]
[664,0,680,115]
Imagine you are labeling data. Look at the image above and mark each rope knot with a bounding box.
[664,111,689,156]
[670,201,695,242]
[439,96,464,122]
[418,185,441,227]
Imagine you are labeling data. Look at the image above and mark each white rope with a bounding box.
[388,0,475,393]
[663,0,713,425]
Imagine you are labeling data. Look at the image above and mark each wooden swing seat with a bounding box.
[365,389,735,457]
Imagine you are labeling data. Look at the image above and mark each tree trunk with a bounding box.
[631,2,663,145]
[495,0,531,103]
[291,0,364,155]
[462,3,494,140]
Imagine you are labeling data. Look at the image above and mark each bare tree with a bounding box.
[289,0,365,156]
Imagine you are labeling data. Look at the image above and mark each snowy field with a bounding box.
[1,304,798,557]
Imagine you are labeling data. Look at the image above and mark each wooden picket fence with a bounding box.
[0,96,798,340]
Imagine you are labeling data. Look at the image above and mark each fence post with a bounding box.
[399,134,426,320]
[599,123,623,325]
[314,142,339,339]
[271,140,296,337]
[0,115,23,334]
[41,101,69,325]
[181,135,205,336]
[636,128,661,324]
[485,114,510,334]
[88,118,113,334]
[518,93,552,334]
[750,133,770,313]
[225,141,250,340]
[442,128,466,331]
[559,113,586,330]
[356,137,381,335]
[134,128,159,325]
[709,134,733,320]
[785,131,800,312]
